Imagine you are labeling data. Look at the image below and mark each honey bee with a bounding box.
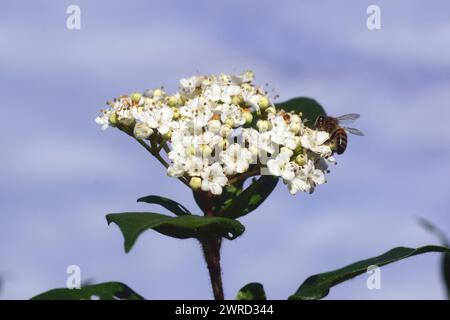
[315,114,364,154]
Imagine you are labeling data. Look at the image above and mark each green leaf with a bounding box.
[193,185,242,216]
[106,212,245,253]
[289,245,450,300]
[31,282,144,300]
[418,218,450,299]
[275,97,326,128]
[137,195,191,216]
[236,282,267,300]
[222,176,278,219]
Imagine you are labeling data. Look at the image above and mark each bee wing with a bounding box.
[345,127,365,136]
[336,113,360,124]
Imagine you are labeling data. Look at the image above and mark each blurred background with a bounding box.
[1,0,449,299]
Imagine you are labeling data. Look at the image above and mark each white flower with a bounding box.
[269,115,297,149]
[95,113,110,131]
[230,70,254,84]
[267,152,296,181]
[220,104,245,127]
[219,124,233,138]
[96,71,344,196]
[201,163,228,195]
[179,76,203,96]
[241,90,263,111]
[167,161,185,177]
[205,83,241,104]
[243,128,275,155]
[185,155,207,177]
[300,128,332,157]
[192,131,221,150]
[207,120,221,134]
[180,97,213,129]
[115,107,133,120]
[288,160,326,195]
[220,144,254,175]
[145,106,173,134]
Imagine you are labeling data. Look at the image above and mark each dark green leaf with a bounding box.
[31,282,144,300]
[275,97,326,128]
[444,251,450,299]
[193,185,243,216]
[193,191,206,214]
[137,195,191,216]
[289,245,450,300]
[418,218,450,299]
[222,176,278,219]
[236,282,267,300]
[106,212,245,253]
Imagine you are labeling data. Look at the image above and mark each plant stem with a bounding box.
[201,238,224,300]
[227,168,260,185]
[135,138,191,187]
[199,191,225,300]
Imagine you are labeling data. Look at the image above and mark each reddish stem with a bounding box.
[198,191,224,300]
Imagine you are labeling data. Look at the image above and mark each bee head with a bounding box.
[315,115,325,129]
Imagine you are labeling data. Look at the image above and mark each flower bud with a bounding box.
[243,70,254,82]
[153,88,164,98]
[224,117,235,128]
[168,95,178,107]
[294,144,303,154]
[200,145,213,158]
[256,120,269,132]
[162,130,172,140]
[243,111,253,124]
[231,95,244,106]
[108,112,118,126]
[189,177,202,190]
[220,124,232,137]
[208,120,221,134]
[144,97,154,105]
[172,107,180,120]
[130,92,142,104]
[178,96,187,106]
[290,122,301,134]
[290,114,301,124]
[295,154,307,166]
[258,96,270,110]
[133,122,153,140]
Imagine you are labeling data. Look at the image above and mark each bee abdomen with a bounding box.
[332,129,348,155]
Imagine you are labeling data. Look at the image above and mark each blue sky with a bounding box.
[1,0,450,299]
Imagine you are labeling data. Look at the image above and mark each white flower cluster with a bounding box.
[95,71,336,195]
